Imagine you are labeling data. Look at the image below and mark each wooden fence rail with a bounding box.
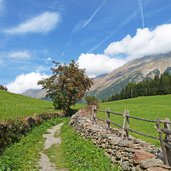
[91,105,171,166]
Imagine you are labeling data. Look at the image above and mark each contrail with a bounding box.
[139,0,145,28]
[82,0,107,28]
[61,41,71,57]
[0,0,4,12]
[88,9,138,53]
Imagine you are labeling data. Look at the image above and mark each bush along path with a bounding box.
[0,118,64,171]
[38,123,68,171]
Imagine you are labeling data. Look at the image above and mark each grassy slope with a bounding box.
[0,90,54,121]
[98,95,171,145]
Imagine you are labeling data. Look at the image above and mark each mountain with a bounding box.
[22,52,171,100]
[88,52,171,100]
[22,89,47,99]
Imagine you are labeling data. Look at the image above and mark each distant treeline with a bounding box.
[0,85,7,91]
[106,71,171,102]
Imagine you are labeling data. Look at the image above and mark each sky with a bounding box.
[0,0,171,93]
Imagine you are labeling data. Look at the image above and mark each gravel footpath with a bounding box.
[38,123,68,171]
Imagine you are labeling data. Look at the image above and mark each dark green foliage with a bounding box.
[85,96,99,108]
[0,85,7,91]
[38,61,93,113]
[107,72,171,101]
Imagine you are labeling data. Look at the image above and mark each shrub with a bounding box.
[85,96,99,108]
[0,85,7,91]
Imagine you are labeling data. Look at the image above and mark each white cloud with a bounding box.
[77,53,126,77]
[5,12,60,34]
[105,24,171,59]
[6,72,49,94]
[9,50,31,59]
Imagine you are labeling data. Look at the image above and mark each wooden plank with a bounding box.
[121,110,127,139]
[125,110,130,140]
[163,118,171,166]
[156,119,169,165]
[93,105,97,124]
[128,128,159,140]
[110,121,122,129]
[128,115,156,123]
[106,108,110,131]
[109,111,123,116]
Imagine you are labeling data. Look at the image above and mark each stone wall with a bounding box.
[69,109,171,171]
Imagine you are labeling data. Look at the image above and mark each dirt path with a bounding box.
[38,123,68,171]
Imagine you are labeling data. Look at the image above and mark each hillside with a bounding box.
[0,90,54,120]
[98,94,171,145]
[22,89,47,99]
[89,52,171,100]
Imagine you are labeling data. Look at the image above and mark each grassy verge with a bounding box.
[98,95,171,146]
[60,124,118,171]
[0,117,64,171]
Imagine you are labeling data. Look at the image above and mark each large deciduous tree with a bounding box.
[38,60,93,113]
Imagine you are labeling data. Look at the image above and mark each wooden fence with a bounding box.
[91,105,171,166]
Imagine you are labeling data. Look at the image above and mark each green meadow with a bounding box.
[97,95,171,145]
[0,90,54,121]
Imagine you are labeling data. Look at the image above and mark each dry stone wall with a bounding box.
[69,109,171,171]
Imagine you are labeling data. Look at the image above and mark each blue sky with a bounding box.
[0,0,171,93]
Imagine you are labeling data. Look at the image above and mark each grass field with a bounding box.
[0,90,54,121]
[97,95,171,146]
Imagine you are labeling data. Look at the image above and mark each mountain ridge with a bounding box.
[88,52,171,99]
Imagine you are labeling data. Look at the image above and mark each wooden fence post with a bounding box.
[156,119,169,165]
[163,118,171,166]
[125,110,130,140]
[106,108,110,131]
[91,105,97,124]
[121,109,127,139]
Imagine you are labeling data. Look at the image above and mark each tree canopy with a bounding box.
[38,60,93,113]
